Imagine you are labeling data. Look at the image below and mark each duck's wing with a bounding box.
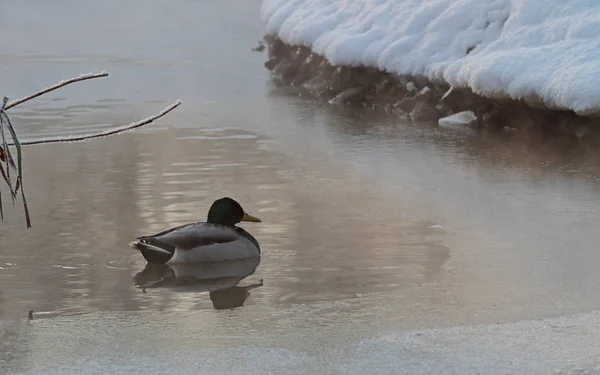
[151,223,240,251]
[140,221,201,239]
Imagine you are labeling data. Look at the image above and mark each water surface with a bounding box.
[2,0,600,373]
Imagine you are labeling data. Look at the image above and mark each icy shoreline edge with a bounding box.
[263,36,600,141]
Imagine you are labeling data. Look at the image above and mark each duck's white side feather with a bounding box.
[168,237,259,263]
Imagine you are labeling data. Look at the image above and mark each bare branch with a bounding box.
[17,100,182,146]
[0,71,181,228]
[2,110,31,227]
[5,72,109,110]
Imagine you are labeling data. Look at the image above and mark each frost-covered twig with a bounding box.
[18,100,182,146]
[5,72,109,111]
[1,71,181,228]
[0,100,31,227]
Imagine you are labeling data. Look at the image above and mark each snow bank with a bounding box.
[261,0,600,116]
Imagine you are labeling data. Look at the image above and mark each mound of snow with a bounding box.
[261,0,600,116]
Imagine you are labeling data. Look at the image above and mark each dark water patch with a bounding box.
[268,83,600,185]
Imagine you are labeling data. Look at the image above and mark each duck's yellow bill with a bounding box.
[242,212,261,222]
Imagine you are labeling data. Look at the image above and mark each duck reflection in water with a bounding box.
[133,256,263,310]
[209,279,263,310]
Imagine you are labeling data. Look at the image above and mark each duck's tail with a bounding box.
[129,238,174,263]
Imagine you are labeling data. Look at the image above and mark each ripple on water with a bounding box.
[177,135,258,140]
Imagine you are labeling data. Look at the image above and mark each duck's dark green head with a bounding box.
[207,197,261,227]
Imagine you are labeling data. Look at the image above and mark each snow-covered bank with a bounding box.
[261,0,600,116]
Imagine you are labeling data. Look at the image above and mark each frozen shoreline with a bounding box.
[5,308,600,374]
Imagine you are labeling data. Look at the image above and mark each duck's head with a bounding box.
[207,197,261,227]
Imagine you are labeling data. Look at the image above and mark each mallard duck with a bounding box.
[129,197,261,264]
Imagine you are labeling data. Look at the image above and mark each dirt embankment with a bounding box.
[262,35,600,144]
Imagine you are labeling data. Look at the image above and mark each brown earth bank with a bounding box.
[262,35,600,146]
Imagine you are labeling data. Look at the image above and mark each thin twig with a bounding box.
[0,113,15,203]
[2,111,31,228]
[16,100,181,146]
[5,72,109,111]
[0,100,11,211]
[0,71,181,229]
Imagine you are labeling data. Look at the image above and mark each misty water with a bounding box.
[2,0,600,373]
